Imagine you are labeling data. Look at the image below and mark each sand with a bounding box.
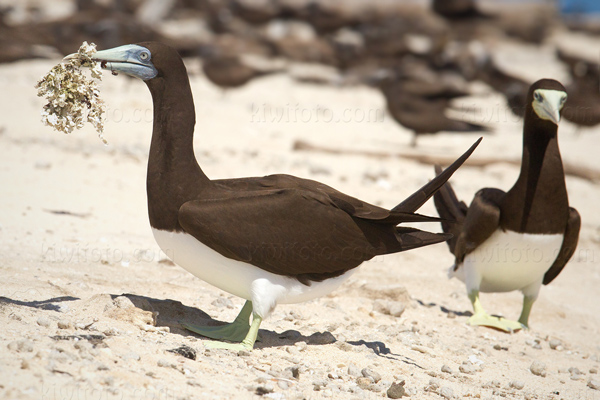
[1,50,600,400]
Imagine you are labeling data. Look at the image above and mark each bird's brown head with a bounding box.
[527,79,567,126]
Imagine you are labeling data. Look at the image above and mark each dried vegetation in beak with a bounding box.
[35,41,107,144]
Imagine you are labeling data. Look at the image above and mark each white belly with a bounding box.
[452,229,564,293]
[152,228,356,317]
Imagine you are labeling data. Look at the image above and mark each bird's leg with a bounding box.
[204,312,262,351]
[518,296,536,328]
[181,300,254,343]
[467,290,524,333]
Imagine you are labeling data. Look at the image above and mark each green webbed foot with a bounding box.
[468,313,525,332]
[203,312,263,351]
[467,290,525,333]
[181,300,252,342]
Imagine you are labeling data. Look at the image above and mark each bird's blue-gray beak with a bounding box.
[65,44,158,81]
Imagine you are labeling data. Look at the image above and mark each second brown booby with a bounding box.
[433,79,580,331]
[82,42,480,350]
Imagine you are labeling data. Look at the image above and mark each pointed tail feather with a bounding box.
[395,227,453,251]
[432,165,469,254]
[392,137,481,214]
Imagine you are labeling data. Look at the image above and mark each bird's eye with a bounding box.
[533,92,543,102]
[140,52,149,61]
[561,95,567,103]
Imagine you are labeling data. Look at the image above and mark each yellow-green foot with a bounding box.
[203,340,253,351]
[181,300,252,342]
[468,313,525,332]
[203,312,263,351]
[467,290,525,333]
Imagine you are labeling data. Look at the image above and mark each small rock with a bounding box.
[440,386,454,399]
[56,304,70,313]
[157,359,174,368]
[313,379,328,391]
[348,363,361,377]
[37,317,52,328]
[569,367,584,380]
[7,340,34,353]
[530,361,547,377]
[493,344,502,350]
[256,384,274,395]
[447,311,456,319]
[411,345,430,354]
[387,381,405,399]
[362,368,382,383]
[277,380,289,390]
[510,380,525,390]
[549,339,562,350]
[167,345,197,360]
[308,331,336,345]
[113,296,134,309]
[286,365,300,379]
[121,352,141,361]
[441,365,452,374]
[588,379,600,390]
[357,377,372,389]
[590,368,598,374]
[336,341,353,352]
[389,302,406,317]
[427,378,440,391]
[103,327,120,336]
[21,359,30,369]
[459,363,477,375]
[57,320,71,329]
[294,341,307,351]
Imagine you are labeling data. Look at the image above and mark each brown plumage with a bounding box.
[91,41,480,349]
[201,53,284,89]
[433,79,580,330]
[557,49,600,127]
[378,75,489,146]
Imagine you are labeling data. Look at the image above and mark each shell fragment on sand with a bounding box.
[35,41,107,144]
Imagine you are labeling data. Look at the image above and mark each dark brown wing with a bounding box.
[543,207,581,285]
[453,188,505,263]
[178,188,384,280]
[432,165,469,254]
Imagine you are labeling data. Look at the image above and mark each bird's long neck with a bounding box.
[502,113,568,233]
[146,68,210,231]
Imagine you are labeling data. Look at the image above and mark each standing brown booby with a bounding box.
[378,75,489,147]
[433,79,580,331]
[83,42,480,350]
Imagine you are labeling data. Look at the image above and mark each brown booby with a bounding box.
[201,50,284,90]
[84,42,480,350]
[377,74,489,146]
[433,79,580,331]
[557,49,600,127]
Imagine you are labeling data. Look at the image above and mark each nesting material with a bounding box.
[35,41,107,144]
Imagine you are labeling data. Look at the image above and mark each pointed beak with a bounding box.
[541,101,561,125]
[65,44,158,81]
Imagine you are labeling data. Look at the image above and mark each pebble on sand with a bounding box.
[37,316,52,328]
[588,379,600,391]
[386,381,405,399]
[440,386,454,399]
[549,339,563,350]
[530,361,547,377]
[362,368,382,383]
[510,380,525,390]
